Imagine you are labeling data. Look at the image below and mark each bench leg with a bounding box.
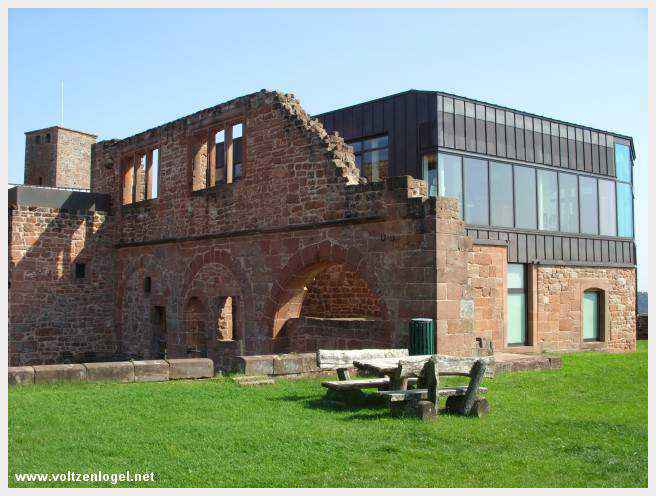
[445,395,490,418]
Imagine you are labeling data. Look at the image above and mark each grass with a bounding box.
[9,341,648,488]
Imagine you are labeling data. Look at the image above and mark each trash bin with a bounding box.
[409,318,435,355]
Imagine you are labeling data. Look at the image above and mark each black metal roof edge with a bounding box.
[313,88,636,159]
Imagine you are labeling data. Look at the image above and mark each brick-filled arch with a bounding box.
[267,241,392,348]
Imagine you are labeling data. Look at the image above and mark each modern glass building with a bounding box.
[316,90,636,348]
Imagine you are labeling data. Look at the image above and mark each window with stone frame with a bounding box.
[121,147,160,204]
[191,121,245,191]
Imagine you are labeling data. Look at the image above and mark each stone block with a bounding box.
[9,366,35,386]
[33,363,86,384]
[234,355,274,375]
[133,360,170,382]
[167,358,214,380]
[272,353,318,375]
[84,361,134,383]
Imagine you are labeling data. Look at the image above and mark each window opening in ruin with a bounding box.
[75,262,86,279]
[217,296,234,341]
[122,155,135,204]
[152,306,167,359]
[144,276,152,293]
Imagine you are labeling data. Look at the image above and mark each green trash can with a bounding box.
[409,318,435,355]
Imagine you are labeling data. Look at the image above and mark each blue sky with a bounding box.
[8,8,648,289]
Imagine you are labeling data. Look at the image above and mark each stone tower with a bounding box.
[24,126,97,189]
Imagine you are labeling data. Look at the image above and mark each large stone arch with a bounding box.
[266,241,393,352]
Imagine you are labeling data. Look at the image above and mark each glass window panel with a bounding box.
[490,161,514,228]
[351,141,362,153]
[422,153,437,198]
[598,179,617,236]
[437,153,463,217]
[514,166,537,229]
[444,97,454,113]
[615,143,632,182]
[507,264,525,289]
[583,291,600,340]
[559,173,579,233]
[507,293,527,345]
[537,170,558,231]
[617,183,634,237]
[454,99,465,115]
[579,176,599,235]
[463,157,489,225]
[362,148,388,182]
[363,135,388,150]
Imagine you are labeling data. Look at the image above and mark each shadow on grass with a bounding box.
[275,391,390,418]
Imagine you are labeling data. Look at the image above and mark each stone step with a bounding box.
[233,375,275,386]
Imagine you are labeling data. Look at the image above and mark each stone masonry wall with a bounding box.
[24,127,96,189]
[534,265,636,352]
[55,129,96,189]
[9,204,116,366]
[467,244,507,352]
[301,264,382,318]
[88,90,437,370]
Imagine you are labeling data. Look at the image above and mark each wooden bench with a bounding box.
[378,356,492,419]
[317,349,409,401]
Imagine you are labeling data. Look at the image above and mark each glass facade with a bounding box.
[615,143,632,182]
[422,151,633,240]
[617,182,634,237]
[514,166,537,229]
[490,162,514,228]
[422,153,438,197]
[464,157,488,225]
[579,176,599,235]
[537,170,558,231]
[614,142,633,238]
[598,179,617,236]
[437,153,463,212]
[558,172,579,233]
[507,264,527,345]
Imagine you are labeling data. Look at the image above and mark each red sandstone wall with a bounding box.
[301,264,382,318]
[534,266,636,352]
[55,129,96,189]
[467,244,507,352]
[8,205,116,365]
[91,91,437,367]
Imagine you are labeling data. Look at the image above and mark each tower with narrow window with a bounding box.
[24,126,97,189]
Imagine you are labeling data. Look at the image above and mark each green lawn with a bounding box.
[9,341,648,488]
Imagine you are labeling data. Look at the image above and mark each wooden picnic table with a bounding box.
[354,354,494,390]
[353,354,494,418]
